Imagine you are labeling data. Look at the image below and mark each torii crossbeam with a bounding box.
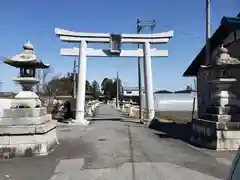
[55,28,174,125]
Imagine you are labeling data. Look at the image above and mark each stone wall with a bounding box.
[197,69,212,118]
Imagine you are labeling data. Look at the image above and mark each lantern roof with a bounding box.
[4,41,49,69]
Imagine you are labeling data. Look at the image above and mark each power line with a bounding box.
[160,23,203,41]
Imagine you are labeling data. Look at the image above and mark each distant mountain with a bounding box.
[154,90,173,94]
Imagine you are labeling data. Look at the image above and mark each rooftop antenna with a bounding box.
[0,81,2,92]
[194,78,197,91]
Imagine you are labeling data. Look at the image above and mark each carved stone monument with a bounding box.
[192,46,240,151]
[0,41,58,158]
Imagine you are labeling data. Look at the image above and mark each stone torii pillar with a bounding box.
[77,40,87,123]
[55,28,174,125]
[143,42,155,120]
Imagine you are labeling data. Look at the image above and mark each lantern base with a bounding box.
[191,118,240,151]
[0,107,58,159]
[12,91,41,108]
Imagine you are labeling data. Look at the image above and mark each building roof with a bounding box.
[154,90,173,94]
[183,13,240,77]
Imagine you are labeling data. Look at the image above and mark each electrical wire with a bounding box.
[160,23,203,41]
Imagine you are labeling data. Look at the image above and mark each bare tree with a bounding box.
[36,68,53,94]
[42,75,59,107]
[36,69,42,93]
[42,68,53,92]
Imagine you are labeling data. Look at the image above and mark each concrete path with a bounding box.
[93,103,130,120]
[92,103,139,123]
[94,103,124,119]
[0,104,233,180]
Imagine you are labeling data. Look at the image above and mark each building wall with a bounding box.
[123,90,141,97]
[141,93,197,112]
[197,69,212,118]
[123,86,145,97]
[227,39,240,59]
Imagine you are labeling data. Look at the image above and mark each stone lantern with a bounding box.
[0,41,58,158]
[4,41,49,108]
[204,46,240,121]
[192,46,240,151]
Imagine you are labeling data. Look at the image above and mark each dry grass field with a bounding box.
[155,111,197,123]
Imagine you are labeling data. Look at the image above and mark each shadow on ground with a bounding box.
[91,118,123,121]
[149,118,192,144]
[149,118,218,150]
[90,117,143,125]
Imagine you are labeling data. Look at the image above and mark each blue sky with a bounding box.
[0,0,239,92]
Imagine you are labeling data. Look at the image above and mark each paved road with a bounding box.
[0,104,234,179]
[93,103,134,120]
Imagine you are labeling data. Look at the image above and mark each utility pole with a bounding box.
[136,19,156,120]
[116,69,119,109]
[194,78,197,91]
[0,81,2,92]
[73,56,77,99]
[206,0,211,65]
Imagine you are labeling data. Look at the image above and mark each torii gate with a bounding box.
[55,28,174,125]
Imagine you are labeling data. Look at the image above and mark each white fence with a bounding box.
[0,99,12,118]
[142,92,198,111]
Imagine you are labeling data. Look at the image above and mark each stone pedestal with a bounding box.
[192,77,240,151]
[191,119,240,150]
[0,107,58,158]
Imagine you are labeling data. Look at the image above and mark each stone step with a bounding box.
[3,107,47,118]
[203,113,240,123]
[193,118,240,130]
[205,105,240,115]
